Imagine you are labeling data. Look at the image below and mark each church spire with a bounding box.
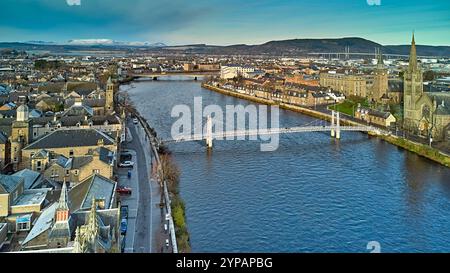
[87,198,99,236]
[409,32,418,71]
[58,180,69,211]
[376,48,384,69]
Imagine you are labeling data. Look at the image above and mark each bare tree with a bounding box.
[158,154,180,194]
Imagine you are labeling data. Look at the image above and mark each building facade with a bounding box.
[403,34,450,140]
[320,72,367,98]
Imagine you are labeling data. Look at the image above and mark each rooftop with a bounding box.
[12,169,42,190]
[24,128,115,150]
[21,202,57,246]
[69,174,117,212]
[13,189,48,207]
[0,175,23,194]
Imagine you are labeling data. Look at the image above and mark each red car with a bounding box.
[116,186,132,195]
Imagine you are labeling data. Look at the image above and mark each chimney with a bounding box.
[97,138,104,147]
[96,199,105,210]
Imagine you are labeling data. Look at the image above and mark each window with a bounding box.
[66,170,70,175]
[17,221,30,231]
[422,105,431,121]
[74,170,79,176]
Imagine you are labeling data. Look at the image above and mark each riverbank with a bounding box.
[381,135,450,167]
[201,83,359,126]
[132,110,191,253]
[202,83,450,168]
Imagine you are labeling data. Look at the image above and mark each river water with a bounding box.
[124,77,450,253]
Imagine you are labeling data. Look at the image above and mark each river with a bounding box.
[123,77,450,253]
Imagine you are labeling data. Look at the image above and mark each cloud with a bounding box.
[367,0,381,6]
[66,0,81,6]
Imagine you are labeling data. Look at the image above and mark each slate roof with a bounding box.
[62,104,94,117]
[91,115,121,125]
[24,129,115,150]
[358,107,392,119]
[65,98,106,108]
[72,156,93,169]
[12,169,42,190]
[429,93,450,115]
[0,174,23,194]
[31,150,50,160]
[21,202,57,246]
[0,118,13,137]
[21,204,119,249]
[68,174,116,212]
[388,80,404,92]
[0,132,7,144]
[0,109,16,118]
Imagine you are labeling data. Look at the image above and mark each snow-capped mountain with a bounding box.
[66,39,167,47]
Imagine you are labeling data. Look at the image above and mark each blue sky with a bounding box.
[1,0,449,45]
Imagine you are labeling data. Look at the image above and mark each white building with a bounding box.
[220,64,256,79]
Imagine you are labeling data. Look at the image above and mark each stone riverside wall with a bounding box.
[133,112,179,253]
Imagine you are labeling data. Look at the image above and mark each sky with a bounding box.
[0,0,449,46]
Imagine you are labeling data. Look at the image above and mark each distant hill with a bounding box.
[162,38,450,57]
[1,38,449,57]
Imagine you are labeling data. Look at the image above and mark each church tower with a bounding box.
[105,77,115,115]
[48,181,72,248]
[10,104,32,170]
[403,33,424,131]
[370,49,389,103]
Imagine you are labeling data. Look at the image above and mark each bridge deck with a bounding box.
[164,125,379,143]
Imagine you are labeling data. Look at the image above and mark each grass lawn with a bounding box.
[329,96,369,116]
[329,101,356,116]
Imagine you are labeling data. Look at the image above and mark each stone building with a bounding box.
[21,128,117,171]
[9,105,32,171]
[42,147,114,186]
[0,133,10,171]
[369,51,389,103]
[319,72,367,98]
[355,107,397,128]
[105,77,115,115]
[403,34,450,141]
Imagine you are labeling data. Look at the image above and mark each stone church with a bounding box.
[403,34,450,141]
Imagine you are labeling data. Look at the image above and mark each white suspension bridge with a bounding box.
[162,111,382,149]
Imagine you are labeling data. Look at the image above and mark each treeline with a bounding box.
[159,152,191,253]
[34,59,64,70]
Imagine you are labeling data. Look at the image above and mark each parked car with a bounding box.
[165,239,170,247]
[119,161,134,168]
[121,235,126,253]
[116,186,132,195]
[133,118,139,125]
[120,219,128,235]
[121,205,129,220]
